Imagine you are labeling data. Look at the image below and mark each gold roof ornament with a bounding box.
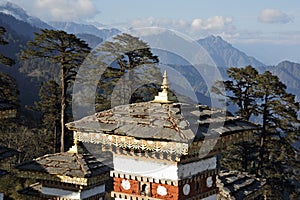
[67,132,78,154]
[152,70,173,103]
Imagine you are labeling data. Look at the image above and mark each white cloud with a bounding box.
[191,19,203,29]
[130,17,189,30]
[258,9,293,24]
[10,0,100,22]
[202,16,233,31]
[129,16,235,39]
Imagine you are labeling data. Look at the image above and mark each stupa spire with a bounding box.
[152,70,173,103]
[161,70,168,92]
[67,132,78,154]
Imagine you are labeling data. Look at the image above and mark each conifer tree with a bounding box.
[0,26,15,66]
[212,66,260,172]
[96,33,159,72]
[213,66,300,197]
[20,29,91,152]
[212,65,259,120]
[33,80,61,153]
[0,72,19,106]
[93,33,160,111]
[0,27,18,111]
[256,71,299,176]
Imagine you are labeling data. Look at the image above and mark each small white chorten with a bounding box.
[153,70,173,103]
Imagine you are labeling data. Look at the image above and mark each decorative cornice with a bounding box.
[76,131,189,155]
[15,170,110,186]
[76,129,256,159]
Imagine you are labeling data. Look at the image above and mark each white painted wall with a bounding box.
[113,155,178,180]
[113,155,217,180]
[81,185,105,199]
[178,157,216,179]
[41,184,105,199]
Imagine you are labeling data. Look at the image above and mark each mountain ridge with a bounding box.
[1,3,300,107]
[198,35,266,68]
[48,21,120,40]
[0,1,52,29]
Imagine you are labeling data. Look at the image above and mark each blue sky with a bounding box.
[8,0,300,64]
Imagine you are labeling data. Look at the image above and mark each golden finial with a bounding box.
[67,132,78,154]
[152,70,173,103]
[161,70,168,93]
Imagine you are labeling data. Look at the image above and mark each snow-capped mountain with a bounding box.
[48,21,120,40]
[0,1,52,29]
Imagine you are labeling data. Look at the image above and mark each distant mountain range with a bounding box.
[0,1,51,29]
[1,1,300,106]
[259,61,300,100]
[198,36,266,68]
[0,2,118,43]
[48,21,120,40]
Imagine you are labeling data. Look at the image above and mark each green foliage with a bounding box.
[211,65,259,120]
[0,174,23,200]
[0,171,36,200]
[34,81,61,129]
[214,65,300,198]
[20,29,91,152]
[30,81,61,153]
[19,57,60,83]
[0,123,53,162]
[0,26,15,66]
[0,72,19,106]
[256,71,299,133]
[221,140,259,174]
[95,33,159,72]
[255,70,299,180]
[92,33,160,111]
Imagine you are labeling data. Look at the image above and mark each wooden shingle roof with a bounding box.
[15,151,111,185]
[66,102,259,143]
[217,170,266,200]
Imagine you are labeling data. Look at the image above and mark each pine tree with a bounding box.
[0,26,15,66]
[256,71,299,176]
[0,72,19,106]
[212,66,260,172]
[96,33,159,72]
[33,80,61,153]
[20,29,91,152]
[211,65,259,120]
[92,33,160,111]
[213,66,300,197]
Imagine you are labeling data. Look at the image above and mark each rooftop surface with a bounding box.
[0,145,19,161]
[218,170,266,199]
[15,151,110,179]
[66,101,259,143]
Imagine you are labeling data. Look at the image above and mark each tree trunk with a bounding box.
[258,133,265,176]
[60,67,67,152]
[54,124,57,153]
[258,95,268,176]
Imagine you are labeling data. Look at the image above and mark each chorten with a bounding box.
[15,142,111,200]
[66,71,261,200]
[152,70,174,103]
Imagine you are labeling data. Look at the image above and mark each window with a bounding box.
[140,182,150,196]
[195,181,200,191]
